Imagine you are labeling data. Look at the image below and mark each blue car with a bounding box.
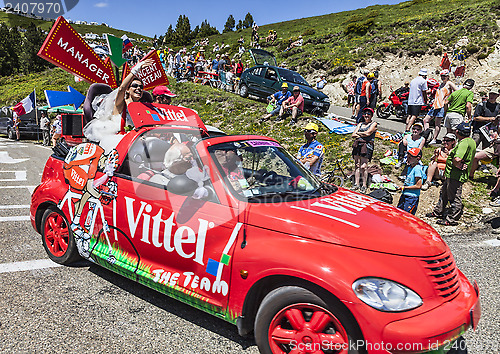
[239,49,330,116]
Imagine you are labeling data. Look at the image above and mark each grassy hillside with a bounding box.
[189,0,499,78]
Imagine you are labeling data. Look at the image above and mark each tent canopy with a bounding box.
[39,105,83,114]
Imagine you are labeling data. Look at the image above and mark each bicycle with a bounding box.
[320,158,347,187]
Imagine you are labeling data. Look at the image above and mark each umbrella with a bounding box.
[39,105,83,114]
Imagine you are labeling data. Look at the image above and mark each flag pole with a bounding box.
[34,89,40,143]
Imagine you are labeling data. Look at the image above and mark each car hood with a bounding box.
[244,188,447,257]
[293,83,328,100]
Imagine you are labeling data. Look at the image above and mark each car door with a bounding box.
[110,129,241,312]
[260,67,281,98]
[246,67,266,97]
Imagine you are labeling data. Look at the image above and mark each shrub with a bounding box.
[345,19,374,35]
[302,28,316,36]
[466,44,479,54]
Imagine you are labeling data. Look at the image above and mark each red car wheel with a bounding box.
[41,207,81,264]
[255,286,364,354]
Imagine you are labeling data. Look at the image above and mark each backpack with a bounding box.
[368,188,393,204]
[355,76,365,95]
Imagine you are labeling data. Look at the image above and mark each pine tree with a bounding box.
[199,20,219,38]
[163,24,174,45]
[243,13,254,29]
[223,15,235,33]
[236,20,243,31]
[0,24,21,76]
[174,15,192,46]
[20,22,49,74]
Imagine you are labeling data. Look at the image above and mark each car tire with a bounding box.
[7,128,15,140]
[239,84,249,98]
[255,286,364,354]
[41,207,81,265]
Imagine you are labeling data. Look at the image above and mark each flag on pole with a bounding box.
[121,34,133,53]
[13,90,36,116]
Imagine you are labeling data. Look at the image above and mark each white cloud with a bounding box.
[94,2,109,8]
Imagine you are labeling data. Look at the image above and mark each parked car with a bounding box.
[0,107,42,139]
[239,49,330,116]
[31,103,479,354]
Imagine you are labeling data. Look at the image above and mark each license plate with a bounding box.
[312,102,324,107]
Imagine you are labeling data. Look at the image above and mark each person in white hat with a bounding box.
[405,68,428,131]
[423,69,458,144]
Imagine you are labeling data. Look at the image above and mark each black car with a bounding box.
[239,49,330,115]
[0,107,43,139]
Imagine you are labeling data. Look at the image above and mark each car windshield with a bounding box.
[208,139,333,202]
[277,68,309,86]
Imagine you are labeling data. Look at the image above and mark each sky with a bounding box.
[58,0,404,38]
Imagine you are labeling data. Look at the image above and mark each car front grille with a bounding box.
[420,250,460,299]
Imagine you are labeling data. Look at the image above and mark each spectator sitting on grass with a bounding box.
[397,148,424,215]
[421,133,456,191]
[395,123,426,169]
[261,83,292,122]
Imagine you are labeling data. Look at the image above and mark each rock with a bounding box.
[482,207,494,214]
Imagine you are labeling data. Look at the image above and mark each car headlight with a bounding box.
[301,93,311,99]
[352,277,422,312]
[323,97,330,103]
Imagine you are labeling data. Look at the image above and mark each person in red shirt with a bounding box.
[277,86,304,125]
[356,73,373,123]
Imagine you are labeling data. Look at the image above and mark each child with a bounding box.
[397,148,424,215]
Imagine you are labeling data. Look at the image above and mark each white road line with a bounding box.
[0,204,30,209]
[484,239,500,247]
[0,171,27,182]
[0,151,29,163]
[0,259,62,274]
[35,145,53,151]
[0,216,30,222]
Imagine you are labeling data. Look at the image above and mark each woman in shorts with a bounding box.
[351,107,378,193]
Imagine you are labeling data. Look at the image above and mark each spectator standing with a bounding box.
[211,54,220,73]
[51,114,62,147]
[235,59,244,78]
[316,75,327,90]
[428,122,476,225]
[443,78,475,134]
[369,70,382,109]
[12,111,20,140]
[297,123,324,176]
[346,75,357,117]
[397,148,424,215]
[405,69,428,132]
[351,107,378,193]
[356,72,374,123]
[424,69,458,144]
[218,55,227,73]
[354,70,368,118]
[422,133,456,190]
[40,111,50,146]
[278,86,304,125]
[471,88,500,149]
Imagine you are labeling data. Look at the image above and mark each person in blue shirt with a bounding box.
[297,122,324,176]
[261,83,292,121]
[397,147,424,215]
[211,54,220,73]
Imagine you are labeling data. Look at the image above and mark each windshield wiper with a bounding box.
[246,190,316,201]
[310,182,338,196]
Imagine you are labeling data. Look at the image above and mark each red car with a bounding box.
[31,103,480,354]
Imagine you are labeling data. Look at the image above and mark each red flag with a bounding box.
[440,53,451,71]
[38,17,117,88]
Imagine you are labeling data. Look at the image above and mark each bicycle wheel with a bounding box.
[328,175,344,187]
